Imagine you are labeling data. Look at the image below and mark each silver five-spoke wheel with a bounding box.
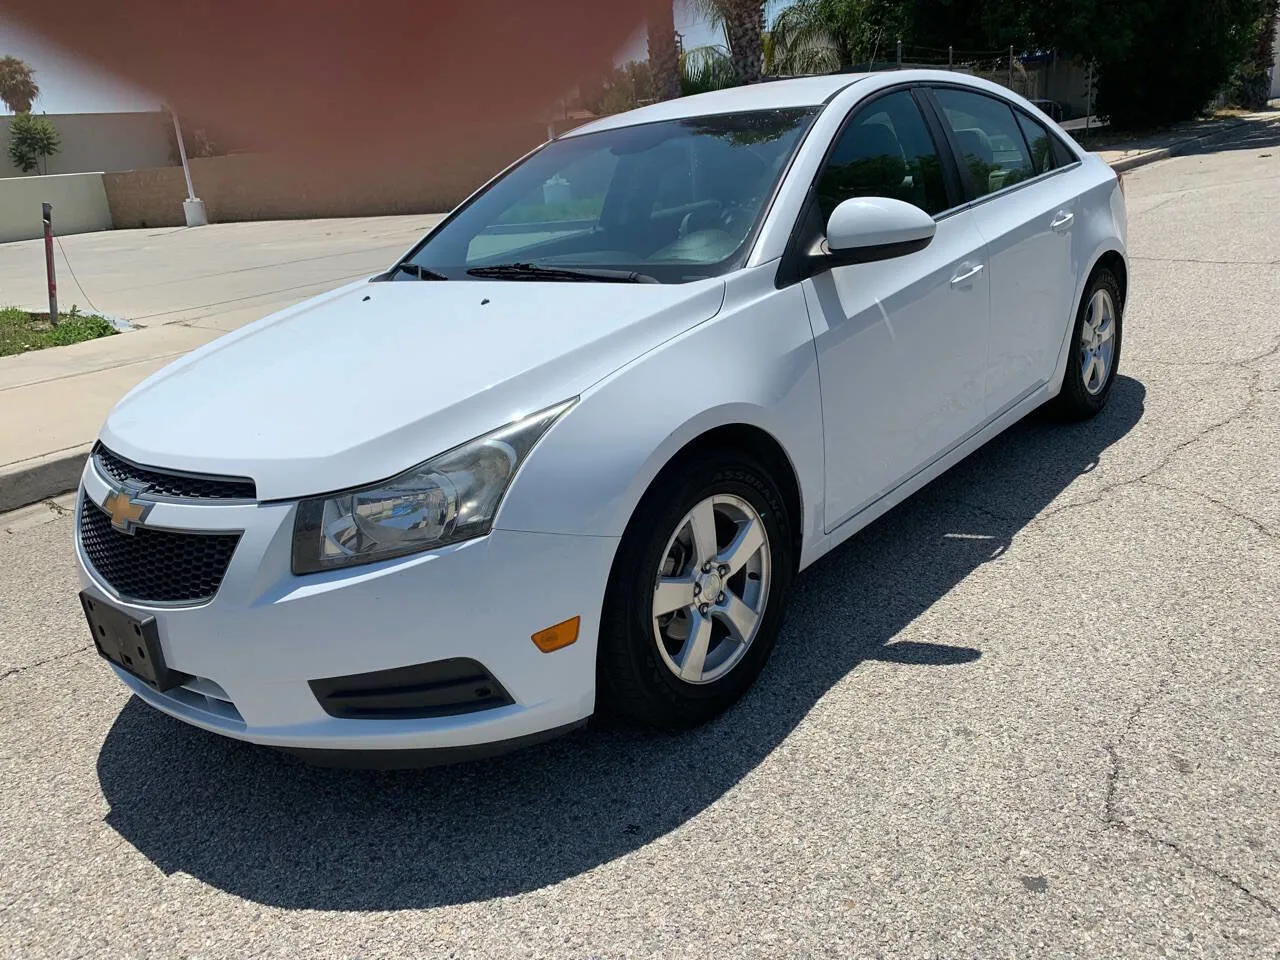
[651,494,771,685]
[1080,288,1116,395]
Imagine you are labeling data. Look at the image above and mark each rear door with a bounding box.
[926,87,1083,415]
[795,88,992,532]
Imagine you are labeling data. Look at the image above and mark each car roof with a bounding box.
[561,70,1044,138]
[563,74,868,137]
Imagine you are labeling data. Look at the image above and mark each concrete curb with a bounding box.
[1105,118,1249,172]
[0,445,90,514]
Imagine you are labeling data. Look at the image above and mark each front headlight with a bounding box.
[291,399,575,574]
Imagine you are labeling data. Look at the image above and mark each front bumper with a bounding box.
[76,461,618,754]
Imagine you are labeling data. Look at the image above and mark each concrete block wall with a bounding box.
[0,116,594,237]
[103,150,504,228]
[102,118,589,228]
[0,172,112,243]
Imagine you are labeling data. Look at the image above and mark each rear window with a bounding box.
[1016,112,1058,175]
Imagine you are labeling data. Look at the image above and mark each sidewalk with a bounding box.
[1,111,1275,511]
[1088,109,1275,171]
[0,214,441,510]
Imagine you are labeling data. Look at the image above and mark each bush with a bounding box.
[0,305,116,357]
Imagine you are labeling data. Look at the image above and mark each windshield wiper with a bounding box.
[384,262,449,281]
[466,262,658,284]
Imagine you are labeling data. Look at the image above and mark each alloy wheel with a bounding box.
[651,494,771,685]
[1080,289,1117,395]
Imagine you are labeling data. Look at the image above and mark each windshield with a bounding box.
[395,107,819,284]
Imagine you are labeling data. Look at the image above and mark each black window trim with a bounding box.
[917,83,1083,214]
[775,82,966,289]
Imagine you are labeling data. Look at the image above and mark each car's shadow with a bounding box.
[97,377,1145,911]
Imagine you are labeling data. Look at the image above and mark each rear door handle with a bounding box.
[950,263,984,286]
[1051,211,1075,232]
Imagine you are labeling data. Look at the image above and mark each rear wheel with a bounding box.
[597,450,795,729]
[1049,268,1124,419]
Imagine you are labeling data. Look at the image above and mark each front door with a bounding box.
[801,89,992,532]
[930,87,1081,414]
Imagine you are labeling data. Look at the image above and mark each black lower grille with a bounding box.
[309,658,514,720]
[79,498,241,604]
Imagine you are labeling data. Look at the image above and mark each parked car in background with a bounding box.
[76,70,1127,766]
[1030,98,1070,122]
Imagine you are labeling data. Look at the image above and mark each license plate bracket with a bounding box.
[80,592,189,692]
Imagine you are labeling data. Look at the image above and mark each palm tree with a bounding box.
[680,45,740,94]
[0,56,39,113]
[649,3,682,101]
[770,0,844,75]
[767,0,909,75]
[694,0,767,83]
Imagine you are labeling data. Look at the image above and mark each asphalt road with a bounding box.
[2,117,1278,959]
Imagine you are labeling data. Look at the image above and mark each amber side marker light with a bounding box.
[532,617,580,653]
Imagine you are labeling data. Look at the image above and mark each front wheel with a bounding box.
[1049,268,1124,419]
[597,450,795,729]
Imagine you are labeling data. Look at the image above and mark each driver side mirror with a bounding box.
[821,196,937,268]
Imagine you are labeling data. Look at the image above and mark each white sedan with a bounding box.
[75,70,1126,765]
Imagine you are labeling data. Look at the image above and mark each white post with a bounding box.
[171,110,208,227]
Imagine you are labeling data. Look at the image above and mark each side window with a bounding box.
[815,90,950,221]
[1016,111,1058,175]
[933,88,1035,198]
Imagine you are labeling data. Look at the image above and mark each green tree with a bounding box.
[1233,0,1280,107]
[768,0,1268,127]
[7,111,59,173]
[0,55,38,113]
[955,0,1263,126]
[649,3,682,101]
[1089,0,1266,128]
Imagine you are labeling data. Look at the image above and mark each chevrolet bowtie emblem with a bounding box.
[103,488,152,534]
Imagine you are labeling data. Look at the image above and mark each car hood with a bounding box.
[101,278,726,500]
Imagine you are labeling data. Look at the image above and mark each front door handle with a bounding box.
[1051,211,1075,232]
[950,263,984,287]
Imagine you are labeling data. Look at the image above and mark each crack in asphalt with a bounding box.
[1129,255,1280,266]
[1141,478,1277,541]
[1034,338,1280,526]
[938,327,1280,921]
[1104,685,1280,920]
[0,645,90,684]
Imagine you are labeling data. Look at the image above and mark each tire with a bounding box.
[597,448,796,730]
[1049,267,1124,420]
